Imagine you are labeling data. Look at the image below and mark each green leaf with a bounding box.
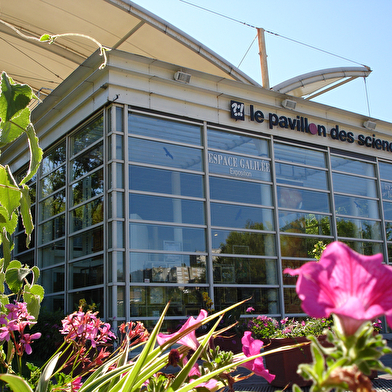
[31,266,40,285]
[36,352,60,392]
[0,373,33,392]
[0,166,21,219]
[39,34,51,42]
[20,124,43,185]
[19,185,33,246]
[5,265,30,293]
[0,271,5,293]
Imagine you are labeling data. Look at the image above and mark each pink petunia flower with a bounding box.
[236,331,275,383]
[156,309,207,351]
[284,241,392,336]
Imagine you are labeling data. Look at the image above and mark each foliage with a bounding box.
[248,314,333,340]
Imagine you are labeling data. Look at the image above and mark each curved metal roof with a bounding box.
[271,66,372,99]
[0,0,260,100]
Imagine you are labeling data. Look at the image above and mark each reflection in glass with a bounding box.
[208,129,269,158]
[69,288,103,314]
[277,186,330,213]
[279,212,331,236]
[333,173,377,197]
[41,267,64,293]
[213,256,277,285]
[331,155,375,176]
[340,240,383,256]
[129,166,203,198]
[211,203,274,230]
[40,215,65,243]
[130,253,206,284]
[42,295,64,313]
[282,260,309,284]
[275,163,328,190]
[210,177,272,205]
[335,195,380,219]
[130,286,205,320]
[129,223,206,253]
[71,169,104,206]
[128,113,202,146]
[212,229,275,256]
[337,217,381,240]
[128,138,203,171]
[69,256,103,289]
[71,197,103,233]
[274,143,326,168]
[284,287,302,313]
[69,226,103,260]
[71,116,103,156]
[380,162,392,181]
[40,166,65,197]
[41,141,66,175]
[129,194,205,225]
[280,235,331,258]
[40,190,66,221]
[382,181,392,200]
[214,287,279,314]
[38,239,65,267]
[71,143,103,181]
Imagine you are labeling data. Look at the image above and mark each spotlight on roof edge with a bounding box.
[363,120,377,131]
[174,71,191,83]
[282,99,297,110]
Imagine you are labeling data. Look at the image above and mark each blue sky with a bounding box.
[133,0,392,123]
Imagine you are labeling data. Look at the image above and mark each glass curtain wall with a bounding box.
[11,104,391,325]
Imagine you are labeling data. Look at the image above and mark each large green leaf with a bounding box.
[5,265,30,293]
[0,374,33,392]
[0,166,21,219]
[20,124,43,185]
[19,185,33,246]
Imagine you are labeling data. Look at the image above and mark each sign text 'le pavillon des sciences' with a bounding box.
[230,100,392,152]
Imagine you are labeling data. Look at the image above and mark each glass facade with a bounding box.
[12,104,392,329]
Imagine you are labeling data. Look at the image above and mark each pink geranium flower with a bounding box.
[284,241,392,336]
[236,331,275,383]
[157,309,207,351]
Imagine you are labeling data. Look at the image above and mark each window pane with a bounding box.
[340,240,383,256]
[208,130,270,158]
[128,113,202,145]
[130,194,205,225]
[71,143,103,181]
[129,137,203,171]
[212,229,275,256]
[41,141,66,175]
[69,256,104,289]
[284,287,302,313]
[71,116,103,156]
[381,181,392,200]
[383,201,392,221]
[277,187,330,213]
[282,260,308,284]
[211,203,274,230]
[69,227,104,260]
[129,166,203,198]
[213,256,277,284]
[41,267,64,293]
[331,155,375,176]
[333,173,377,197]
[69,288,103,314]
[40,166,65,197]
[214,287,279,314]
[70,197,104,232]
[274,143,326,168]
[335,195,380,219]
[210,177,272,205]
[40,215,65,243]
[130,253,206,284]
[38,239,65,267]
[71,169,104,206]
[337,217,381,240]
[279,212,331,236]
[208,151,271,181]
[130,286,205,318]
[129,223,206,252]
[40,190,66,221]
[380,162,392,181]
[280,235,330,258]
[275,163,328,190]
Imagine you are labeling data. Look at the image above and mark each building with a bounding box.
[2,1,392,331]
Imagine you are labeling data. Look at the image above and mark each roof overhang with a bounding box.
[271,66,372,99]
[0,0,260,101]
